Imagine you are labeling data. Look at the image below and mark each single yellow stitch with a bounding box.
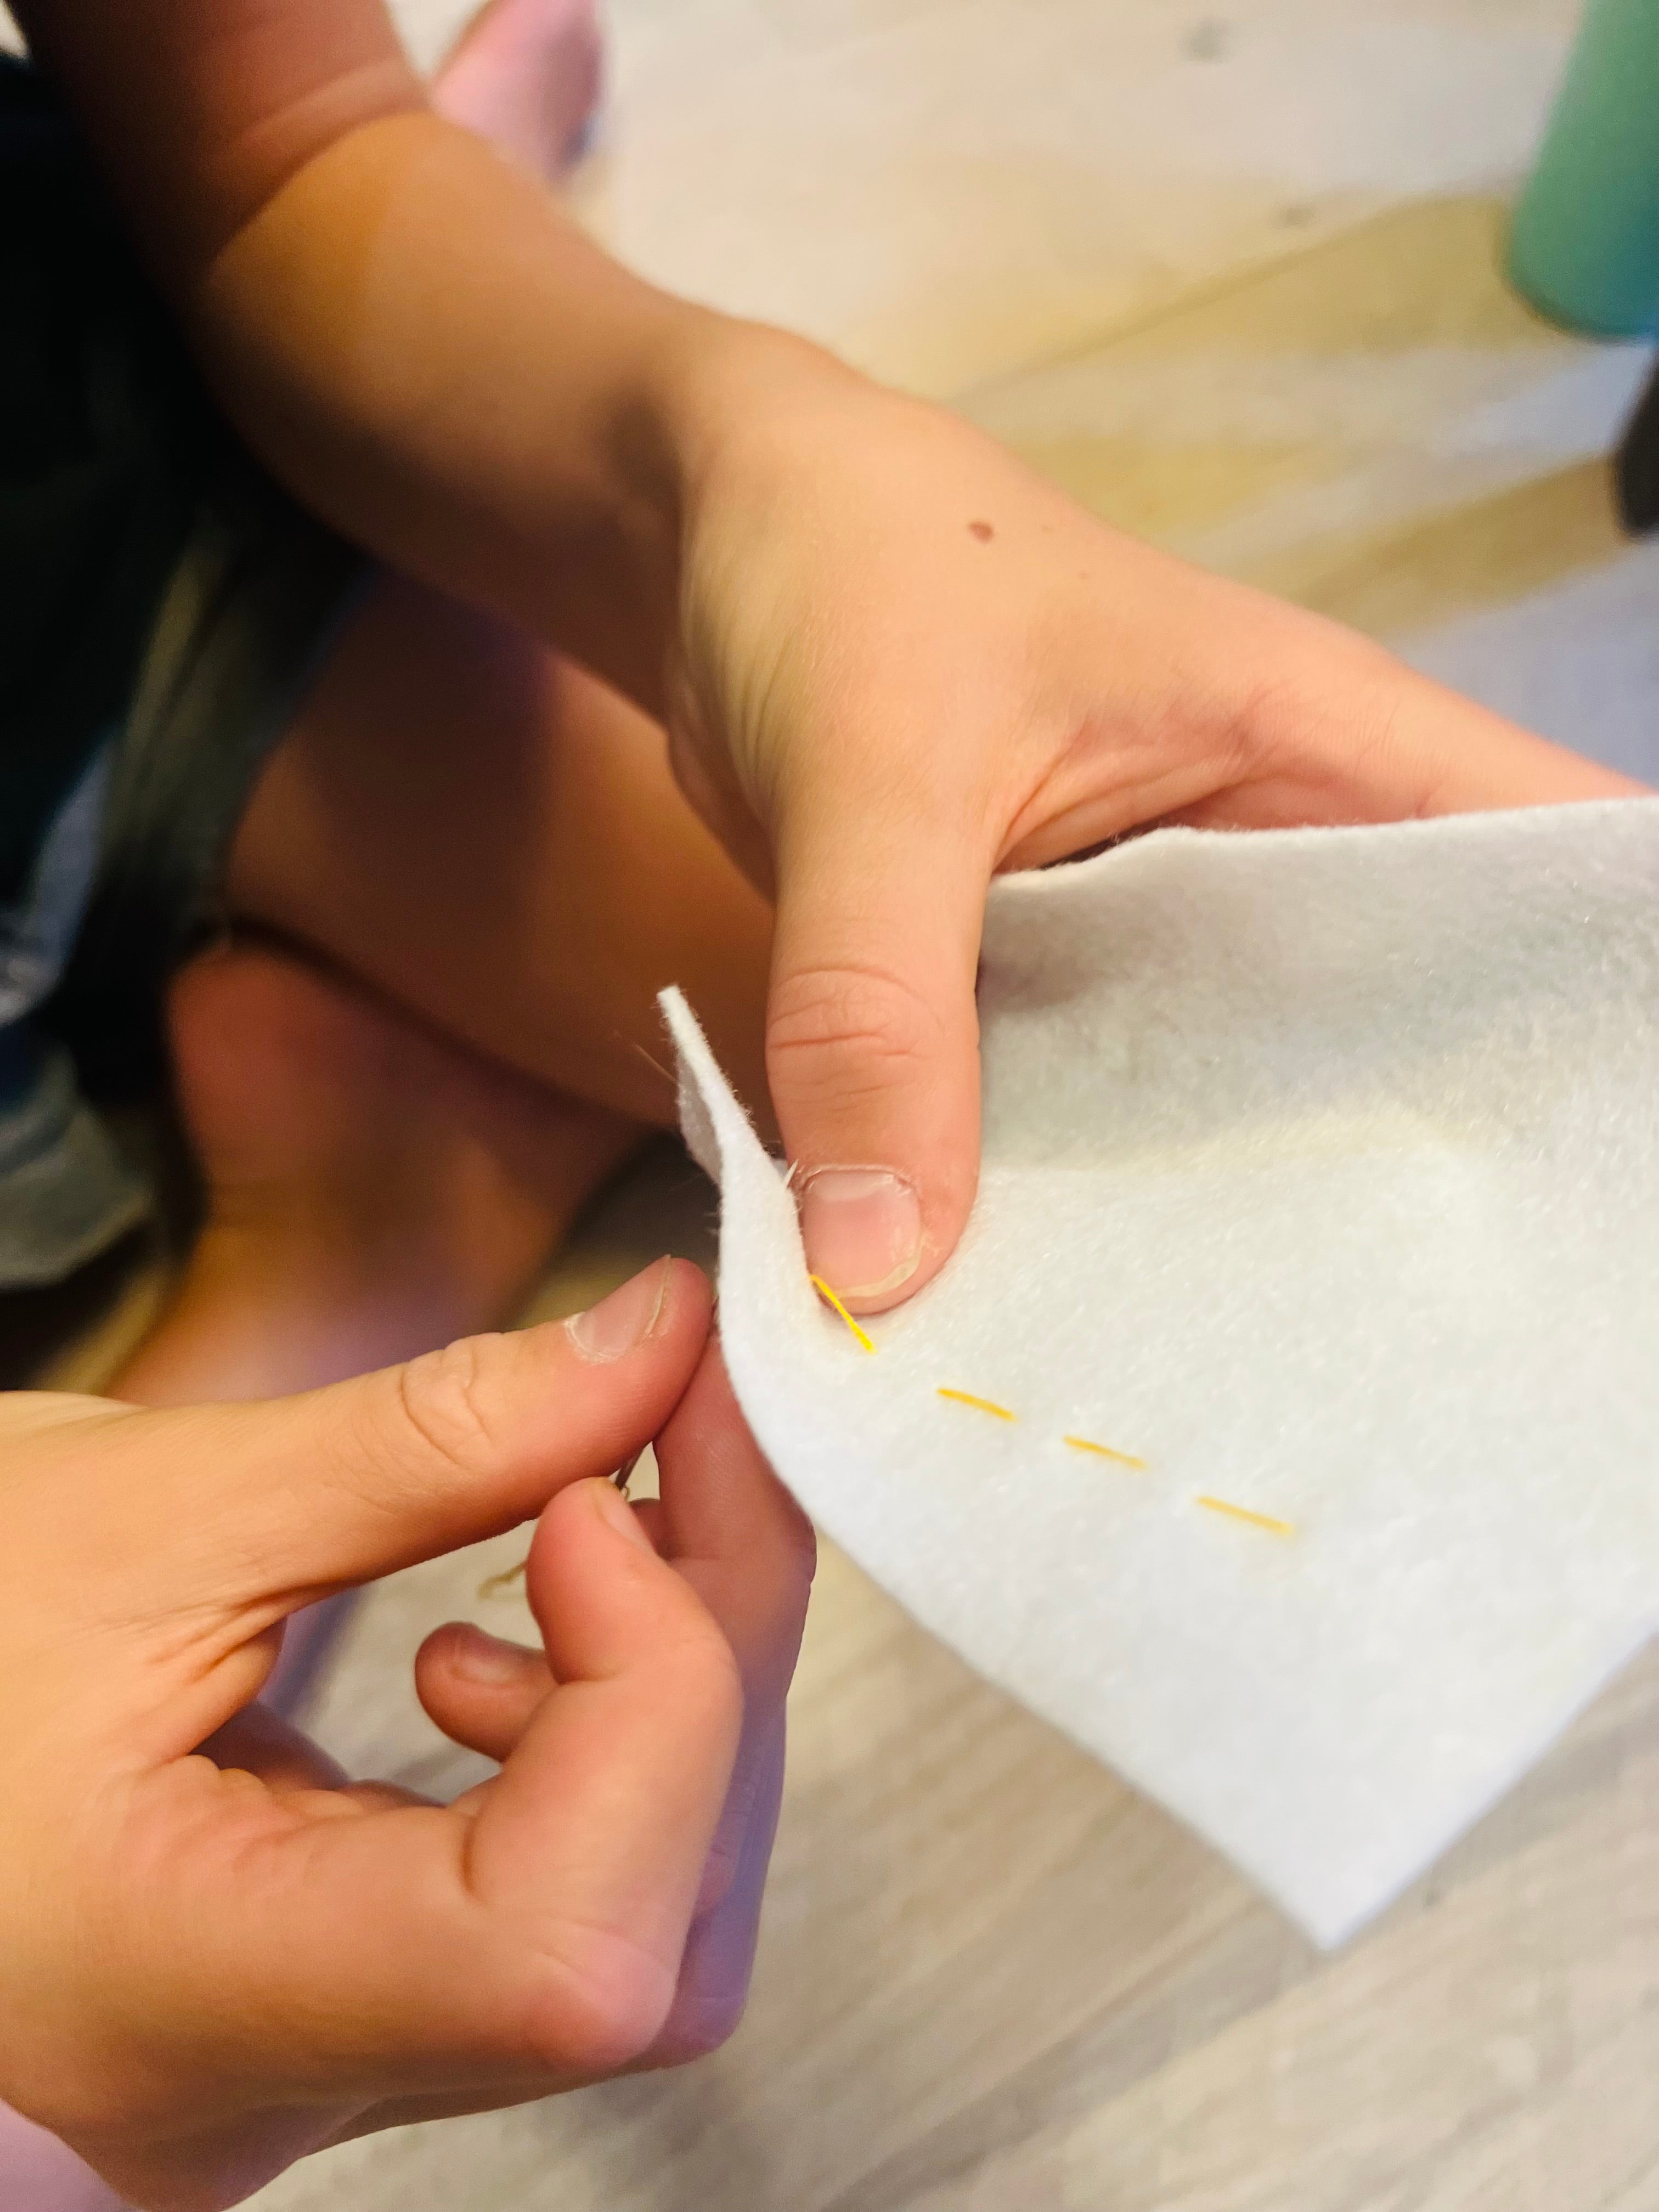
[808,1274,877,1354]
[478,1558,528,1599]
[1195,1494,1295,1538]
[1064,1434,1148,1470]
[938,1387,1018,1421]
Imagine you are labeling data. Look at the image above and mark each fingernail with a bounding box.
[799,1169,921,1301]
[591,1477,655,1553]
[450,1625,534,1685]
[566,1257,674,1363]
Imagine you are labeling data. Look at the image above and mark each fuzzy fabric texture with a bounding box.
[665,798,1659,1946]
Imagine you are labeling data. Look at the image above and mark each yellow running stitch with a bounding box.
[808,1275,876,1354]
[937,1387,1018,1421]
[1195,1494,1295,1538]
[1063,1434,1147,1470]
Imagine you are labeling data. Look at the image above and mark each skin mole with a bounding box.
[968,518,995,542]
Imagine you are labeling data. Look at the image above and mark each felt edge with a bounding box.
[657,989,1446,1950]
[656,988,1356,1945]
[980,794,1659,940]
[662,986,724,1187]
[655,799,1659,1948]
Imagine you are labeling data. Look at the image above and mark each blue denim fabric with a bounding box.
[0,748,149,1284]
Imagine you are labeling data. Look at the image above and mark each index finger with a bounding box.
[97,1260,713,1620]
[649,1335,815,1694]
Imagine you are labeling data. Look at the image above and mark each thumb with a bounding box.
[766,791,988,1313]
[99,1258,713,1613]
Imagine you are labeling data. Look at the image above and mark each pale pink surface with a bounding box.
[0,2104,128,2210]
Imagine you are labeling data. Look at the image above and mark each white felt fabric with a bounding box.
[663,798,1659,1946]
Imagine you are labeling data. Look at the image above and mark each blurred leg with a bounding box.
[225,574,776,1136]
[432,0,606,177]
[114,939,640,1409]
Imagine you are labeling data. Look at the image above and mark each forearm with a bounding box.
[194,111,730,711]
[16,0,836,712]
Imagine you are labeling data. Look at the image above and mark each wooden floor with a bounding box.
[26,0,1659,2203]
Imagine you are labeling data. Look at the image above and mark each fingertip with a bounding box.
[799,1167,922,1305]
[539,1472,653,1546]
[766,966,980,1313]
[419,1620,540,1690]
[763,866,985,1314]
[417,1622,551,1760]
[628,1497,669,1554]
[654,1338,815,1577]
[586,1475,658,1555]
[801,1172,972,1313]
[659,1255,715,1328]
[561,1257,711,1364]
[527,1477,718,1688]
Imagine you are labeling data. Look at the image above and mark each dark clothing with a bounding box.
[0,54,363,1285]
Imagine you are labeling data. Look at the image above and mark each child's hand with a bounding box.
[0,1261,812,2212]
[664,343,1644,1311]
[31,0,1639,1313]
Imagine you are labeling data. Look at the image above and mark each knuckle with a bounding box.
[390,1335,510,1479]
[515,1633,745,2080]
[751,1538,816,1679]
[766,961,944,1107]
[664,1615,746,1737]
[523,1922,680,2077]
[1230,628,1400,783]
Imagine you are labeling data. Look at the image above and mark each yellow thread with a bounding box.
[938,1388,1018,1421]
[808,1274,876,1354]
[1195,1494,1295,1538]
[478,1558,528,1599]
[1064,1434,1148,1470]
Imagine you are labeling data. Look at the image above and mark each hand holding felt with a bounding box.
[664,374,1640,1312]
[668,797,1659,1945]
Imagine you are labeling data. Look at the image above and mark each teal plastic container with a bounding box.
[1508,0,1659,337]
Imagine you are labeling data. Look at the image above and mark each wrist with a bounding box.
[650,316,866,506]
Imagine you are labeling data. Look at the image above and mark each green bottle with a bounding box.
[1508,0,1659,337]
